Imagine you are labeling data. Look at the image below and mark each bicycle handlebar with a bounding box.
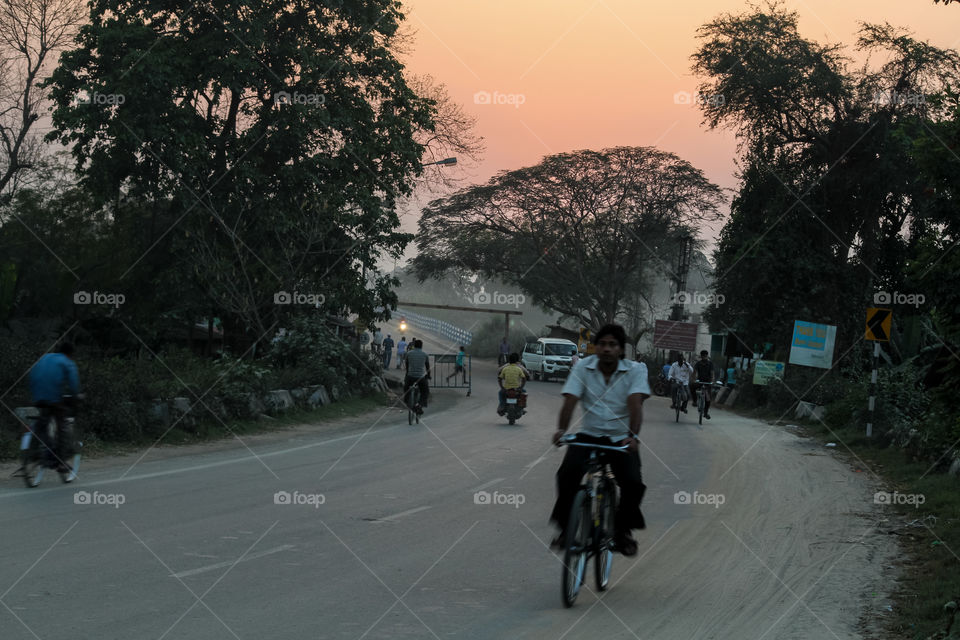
[559,434,629,452]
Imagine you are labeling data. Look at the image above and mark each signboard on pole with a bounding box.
[753,360,785,385]
[653,320,698,352]
[788,320,837,369]
[578,327,594,355]
[865,308,892,342]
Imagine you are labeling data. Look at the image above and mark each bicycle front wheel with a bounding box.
[698,389,705,425]
[594,478,616,591]
[562,489,590,608]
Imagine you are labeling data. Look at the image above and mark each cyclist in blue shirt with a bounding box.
[27,342,82,472]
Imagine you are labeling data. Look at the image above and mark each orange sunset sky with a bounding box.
[396,0,960,254]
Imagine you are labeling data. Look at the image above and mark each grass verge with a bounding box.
[4,392,391,461]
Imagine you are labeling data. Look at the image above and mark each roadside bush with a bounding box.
[873,361,931,449]
[0,320,385,459]
[80,357,155,440]
[213,357,271,418]
[266,315,383,395]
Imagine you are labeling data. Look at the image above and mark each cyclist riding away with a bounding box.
[27,341,82,474]
[550,324,650,557]
[669,354,694,413]
[693,349,715,420]
[404,339,430,412]
[497,353,528,415]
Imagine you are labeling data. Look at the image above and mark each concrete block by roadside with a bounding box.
[171,397,192,415]
[795,401,825,420]
[725,389,738,407]
[247,393,266,416]
[715,387,731,405]
[266,390,295,412]
[307,386,331,408]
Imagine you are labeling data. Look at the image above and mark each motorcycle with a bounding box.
[502,388,527,425]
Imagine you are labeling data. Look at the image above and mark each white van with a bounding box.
[521,338,579,382]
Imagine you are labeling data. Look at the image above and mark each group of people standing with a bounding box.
[373,331,413,371]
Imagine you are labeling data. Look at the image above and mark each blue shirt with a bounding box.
[561,356,650,440]
[29,353,80,405]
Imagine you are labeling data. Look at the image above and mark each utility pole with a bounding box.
[670,235,693,321]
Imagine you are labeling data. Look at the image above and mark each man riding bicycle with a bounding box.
[692,349,715,420]
[403,339,430,412]
[550,324,650,557]
[27,342,82,474]
[497,353,528,415]
[668,354,694,413]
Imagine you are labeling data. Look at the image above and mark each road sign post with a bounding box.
[865,307,891,437]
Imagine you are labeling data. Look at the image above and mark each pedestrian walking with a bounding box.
[382,334,394,369]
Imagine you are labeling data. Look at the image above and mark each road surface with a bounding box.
[0,330,897,639]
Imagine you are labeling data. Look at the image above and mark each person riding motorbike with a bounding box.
[497,353,528,416]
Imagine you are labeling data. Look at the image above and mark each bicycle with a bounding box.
[695,381,723,425]
[405,380,427,425]
[671,383,689,423]
[558,434,629,608]
[20,396,82,488]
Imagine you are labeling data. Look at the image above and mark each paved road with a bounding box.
[0,330,895,639]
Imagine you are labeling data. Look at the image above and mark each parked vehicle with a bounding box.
[522,338,578,382]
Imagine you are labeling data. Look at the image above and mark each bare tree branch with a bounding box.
[0,0,85,199]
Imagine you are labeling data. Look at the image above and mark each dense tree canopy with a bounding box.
[43,0,436,341]
[412,146,724,334]
[694,4,960,360]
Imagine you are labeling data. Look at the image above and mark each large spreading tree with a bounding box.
[45,0,437,343]
[411,146,724,337]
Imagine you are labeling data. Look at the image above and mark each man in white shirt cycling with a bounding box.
[669,354,694,413]
[550,324,650,557]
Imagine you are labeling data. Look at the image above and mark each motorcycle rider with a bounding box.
[497,353,528,416]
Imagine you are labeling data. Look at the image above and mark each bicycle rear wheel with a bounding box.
[562,489,590,608]
[407,386,419,425]
[674,388,681,422]
[594,477,616,591]
[21,432,45,488]
[59,422,82,483]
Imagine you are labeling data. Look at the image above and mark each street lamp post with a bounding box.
[421,157,457,167]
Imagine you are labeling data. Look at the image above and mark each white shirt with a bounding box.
[669,361,693,385]
[561,356,651,440]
